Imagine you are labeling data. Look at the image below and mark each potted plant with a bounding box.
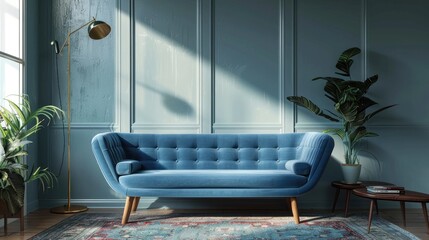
[0,95,63,215]
[287,47,396,184]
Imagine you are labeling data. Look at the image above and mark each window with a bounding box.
[0,0,23,104]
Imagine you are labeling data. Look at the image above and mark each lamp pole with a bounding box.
[66,34,73,212]
[51,18,111,214]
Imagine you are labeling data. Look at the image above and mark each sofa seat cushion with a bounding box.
[118,170,308,189]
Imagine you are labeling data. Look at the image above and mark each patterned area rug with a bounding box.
[30,213,418,240]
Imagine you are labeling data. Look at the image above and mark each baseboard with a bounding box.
[26,199,39,213]
[39,198,337,210]
[39,198,129,209]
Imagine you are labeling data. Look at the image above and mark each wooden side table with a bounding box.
[353,188,429,234]
[331,181,391,217]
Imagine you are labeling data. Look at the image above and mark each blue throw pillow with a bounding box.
[116,160,142,175]
[285,160,311,176]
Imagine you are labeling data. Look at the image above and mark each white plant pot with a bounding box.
[341,164,361,184]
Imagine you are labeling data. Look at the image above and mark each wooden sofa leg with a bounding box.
[132,197,140,212]
[122,196,135,225]
[290,197,300,224]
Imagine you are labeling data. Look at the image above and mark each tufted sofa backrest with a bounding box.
[97,132,333,173]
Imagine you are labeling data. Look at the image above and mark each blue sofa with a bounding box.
[91,132,334,224]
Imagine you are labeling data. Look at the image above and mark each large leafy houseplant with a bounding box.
[0,95,63,214]
[287,47,396,166]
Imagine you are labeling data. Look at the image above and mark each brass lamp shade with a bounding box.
[88,20,111,40]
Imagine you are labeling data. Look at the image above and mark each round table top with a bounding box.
[353,188,429,202]
[331,181,392,190]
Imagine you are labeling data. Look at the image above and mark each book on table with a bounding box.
[366,185,405,194]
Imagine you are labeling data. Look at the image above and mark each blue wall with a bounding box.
[36,0,429,210]
[25,0,41,213]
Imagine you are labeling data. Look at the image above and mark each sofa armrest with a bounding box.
[91,132,128,195]
[116,160,142,175]
[294,133,334,195]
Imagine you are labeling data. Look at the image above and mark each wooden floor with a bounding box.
[1,208,428,240]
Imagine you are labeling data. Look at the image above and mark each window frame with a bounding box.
[0,0,25,100]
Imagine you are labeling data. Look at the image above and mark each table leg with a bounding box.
[421,202,429,234]
[400,201,406,227]
[3,215,6,235]
[345,190,351,217]
[332,188,340,213]
[368,199,375,233]
[19,208,24,231]
[375,200,379,215]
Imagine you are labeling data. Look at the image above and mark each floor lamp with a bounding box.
[50,17,111,214]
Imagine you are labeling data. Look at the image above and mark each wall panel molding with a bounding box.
[293,0,364,128]
[213,123,283,133]
[278,0,285,132]
[284,0,296,133]
[295,123,429,130]
[132,124,201,133]
[118,0,132,132]
[200,0,213,133]
[132,0,202,131]
[361,0,368,79]
[196,0,203,133]
[212,0,284,128]
[51,123,116,130]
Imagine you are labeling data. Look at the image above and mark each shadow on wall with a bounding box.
[140,83,195,118]
[130,0,282,103]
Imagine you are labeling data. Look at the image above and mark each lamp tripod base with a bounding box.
[50,205,88,214]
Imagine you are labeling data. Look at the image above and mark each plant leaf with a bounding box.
[0,171,24,214]
[349,126,378,148]
[363,104,397,124]
[335,47,361,77]
[0,95,62,199]
[338,47,361,62]
[364,74,378,91]
[323,128,345,140]
[287,96,339,122]
[313,77,344,102]
[26,166,56,191]
[358,97,377,113]
[336,100,358,122]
